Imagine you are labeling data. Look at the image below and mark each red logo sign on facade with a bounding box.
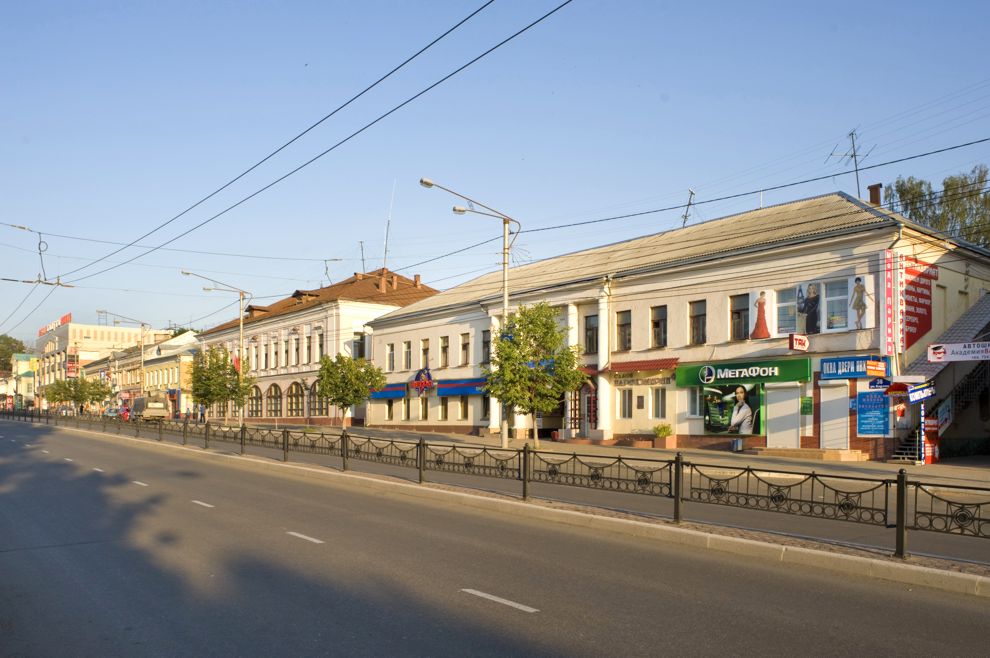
[410,368,434,395]
[901,255,937,351]
[38,313,72,337]
[788,334,809,351]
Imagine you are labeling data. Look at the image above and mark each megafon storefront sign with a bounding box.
[676,358,811,386]
[38,313,72,337]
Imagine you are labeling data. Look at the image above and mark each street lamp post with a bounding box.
[181,271,251,427]
[97,310,149,407]
[419,178,521,449]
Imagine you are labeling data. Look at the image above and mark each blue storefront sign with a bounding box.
[868,377,891,390]
[820,356,891,380]
[857,391,888,435]
[908,381,936,404]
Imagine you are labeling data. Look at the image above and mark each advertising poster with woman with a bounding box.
[702,384,762,435]
[750,275,875,339]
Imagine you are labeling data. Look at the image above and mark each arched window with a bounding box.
[287,382,304,417]
[310,382,328,416]
[248,386,262,417]
[266,384,282,417]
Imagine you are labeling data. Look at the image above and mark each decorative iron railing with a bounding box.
[911,482,990,538]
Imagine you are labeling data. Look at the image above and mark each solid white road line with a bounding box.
[63,458,73,462]
[460,589,539,613]
[191,500,215,508]
[133,481,149,487]
[92,468,104,472]
[286,531,324,544]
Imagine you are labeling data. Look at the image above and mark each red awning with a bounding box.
[885,382,909,396]
[579,365,598,375]
[604,358,679,373]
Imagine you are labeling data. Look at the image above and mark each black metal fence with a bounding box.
[4,407,989,557]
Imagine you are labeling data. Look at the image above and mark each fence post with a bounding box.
[182,418,188,445]
[204,421,210,449]
[522,444,530,501]
[418,438,425,484]
[135,419,140,438]
[341,430,350,471]
[673,452,684,523]
[158,420,163,441]
[894,469,908,559]
[282,428,289,462]
[240,424,246,455]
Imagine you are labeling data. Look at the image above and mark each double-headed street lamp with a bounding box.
[182,270,252,426]
[419,178,521,449]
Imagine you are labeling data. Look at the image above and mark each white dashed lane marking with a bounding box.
[460,589,539,613]
[92,468,104,473]
[42,450,50,454]
[133,481,149,487]
[63,458,73,462]
[286,532,324,544]
[191,500,215,508]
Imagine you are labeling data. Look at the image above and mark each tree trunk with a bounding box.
[531,411,540,450]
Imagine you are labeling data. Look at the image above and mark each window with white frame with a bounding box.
[688,387,703,416]
[402,397,411,420]
[386,344,395,372]
[439,397,448,421]
[652,387,667,419]
[823,278,849,330]
[419,396,428,420]
[618,388,633,419]
[776,287,797,334]
[403,341,412,370]
[459,395,469,420]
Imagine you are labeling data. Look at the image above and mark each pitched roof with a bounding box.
[374,192,985,323]
[904,293,990,380]
[200,269,438,336]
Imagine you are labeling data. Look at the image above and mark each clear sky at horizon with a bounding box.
[2,0,989,346]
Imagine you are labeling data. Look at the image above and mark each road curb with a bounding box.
[10,419,990,598]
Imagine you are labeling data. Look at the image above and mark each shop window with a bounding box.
[420,339,430,368]
[651,306,667,348]
[824,279,849,330]
[460,333,470,366]
[619,388,633,419]
[402,341,412,370]
[652,387,667,419]
[286,382,304,417]
[482,395,490,419]
[616,311,632,351]
[440,336,449,367]
[386,344,395,372]
[688,387,703,417]
[419,396,428,420]
[439,397,449,421]
[459,395,469,420]
[690,300,707,345]
[310,382,328,416]
[730,294,749,341]
[584,315,598,354]
[402,397,411,420]
[385,400,394,421]
[481,330,491,364]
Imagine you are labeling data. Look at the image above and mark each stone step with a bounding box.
[743,447,869,462]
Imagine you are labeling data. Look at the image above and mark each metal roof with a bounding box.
[904,292,990,380]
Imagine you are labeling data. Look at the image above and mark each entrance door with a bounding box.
[765,384,800,448]
[820,382,849,450]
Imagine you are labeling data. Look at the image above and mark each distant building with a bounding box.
[366,190,990,460]
[9,353,39,410]
[197,269,437,425]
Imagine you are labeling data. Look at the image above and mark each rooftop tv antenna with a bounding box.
[681,189,696,227]
[826,129,875,199]
[382,179,396,270]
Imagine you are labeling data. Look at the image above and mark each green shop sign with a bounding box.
[676,358,811,386]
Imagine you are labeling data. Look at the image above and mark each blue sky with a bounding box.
[2,0,989,345]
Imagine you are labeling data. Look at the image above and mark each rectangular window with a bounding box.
[482,395,490,419]
[824,279,849,330]
[419,396,428,420]
[459,395,469,420]
[460,333,470,366]
[402,397,411,421]
[616,311,632,351]
[293,338,300,365]
[386,344,395,372]
[730,294,749,341]
[263,346,269,370]
[354,333,366,360]
[316,334,324,361]
[689,300,707,345]
[385,400,394,421]
[283,342,289,368]
[688,387,703,416]
[652,387,667,419]
[403,341,411,370]
[439,397,449,421]
[420,338,429,368]
[306,336,312,363]
[776,287,797,334]
[651,305,667,348]
[440,336,449,368]
[481,330,491,364]
[619,389,633,419]
[584,315,599,354]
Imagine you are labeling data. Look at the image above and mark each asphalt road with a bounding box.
[1,420,987,656]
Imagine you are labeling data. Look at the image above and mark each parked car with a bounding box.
[103,408,120,419]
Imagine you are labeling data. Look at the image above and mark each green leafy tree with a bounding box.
[484,302,586,448]
[191,347,254,422]
[316,354,386,429]
[0,334,27,376]
[886,164,990,245]
[44,379,71,406]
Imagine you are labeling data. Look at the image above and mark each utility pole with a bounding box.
[359,241,366,272]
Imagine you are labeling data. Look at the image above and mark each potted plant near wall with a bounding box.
[652,422,674,449]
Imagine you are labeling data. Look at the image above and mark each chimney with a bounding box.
[354,272,364,280]
[868,183,882,206]
[414,274,421,288]
[378,276,387,293]
[390,274,398,290]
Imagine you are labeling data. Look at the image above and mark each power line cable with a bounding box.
[0,283,39,334]
[55,1,497,281]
